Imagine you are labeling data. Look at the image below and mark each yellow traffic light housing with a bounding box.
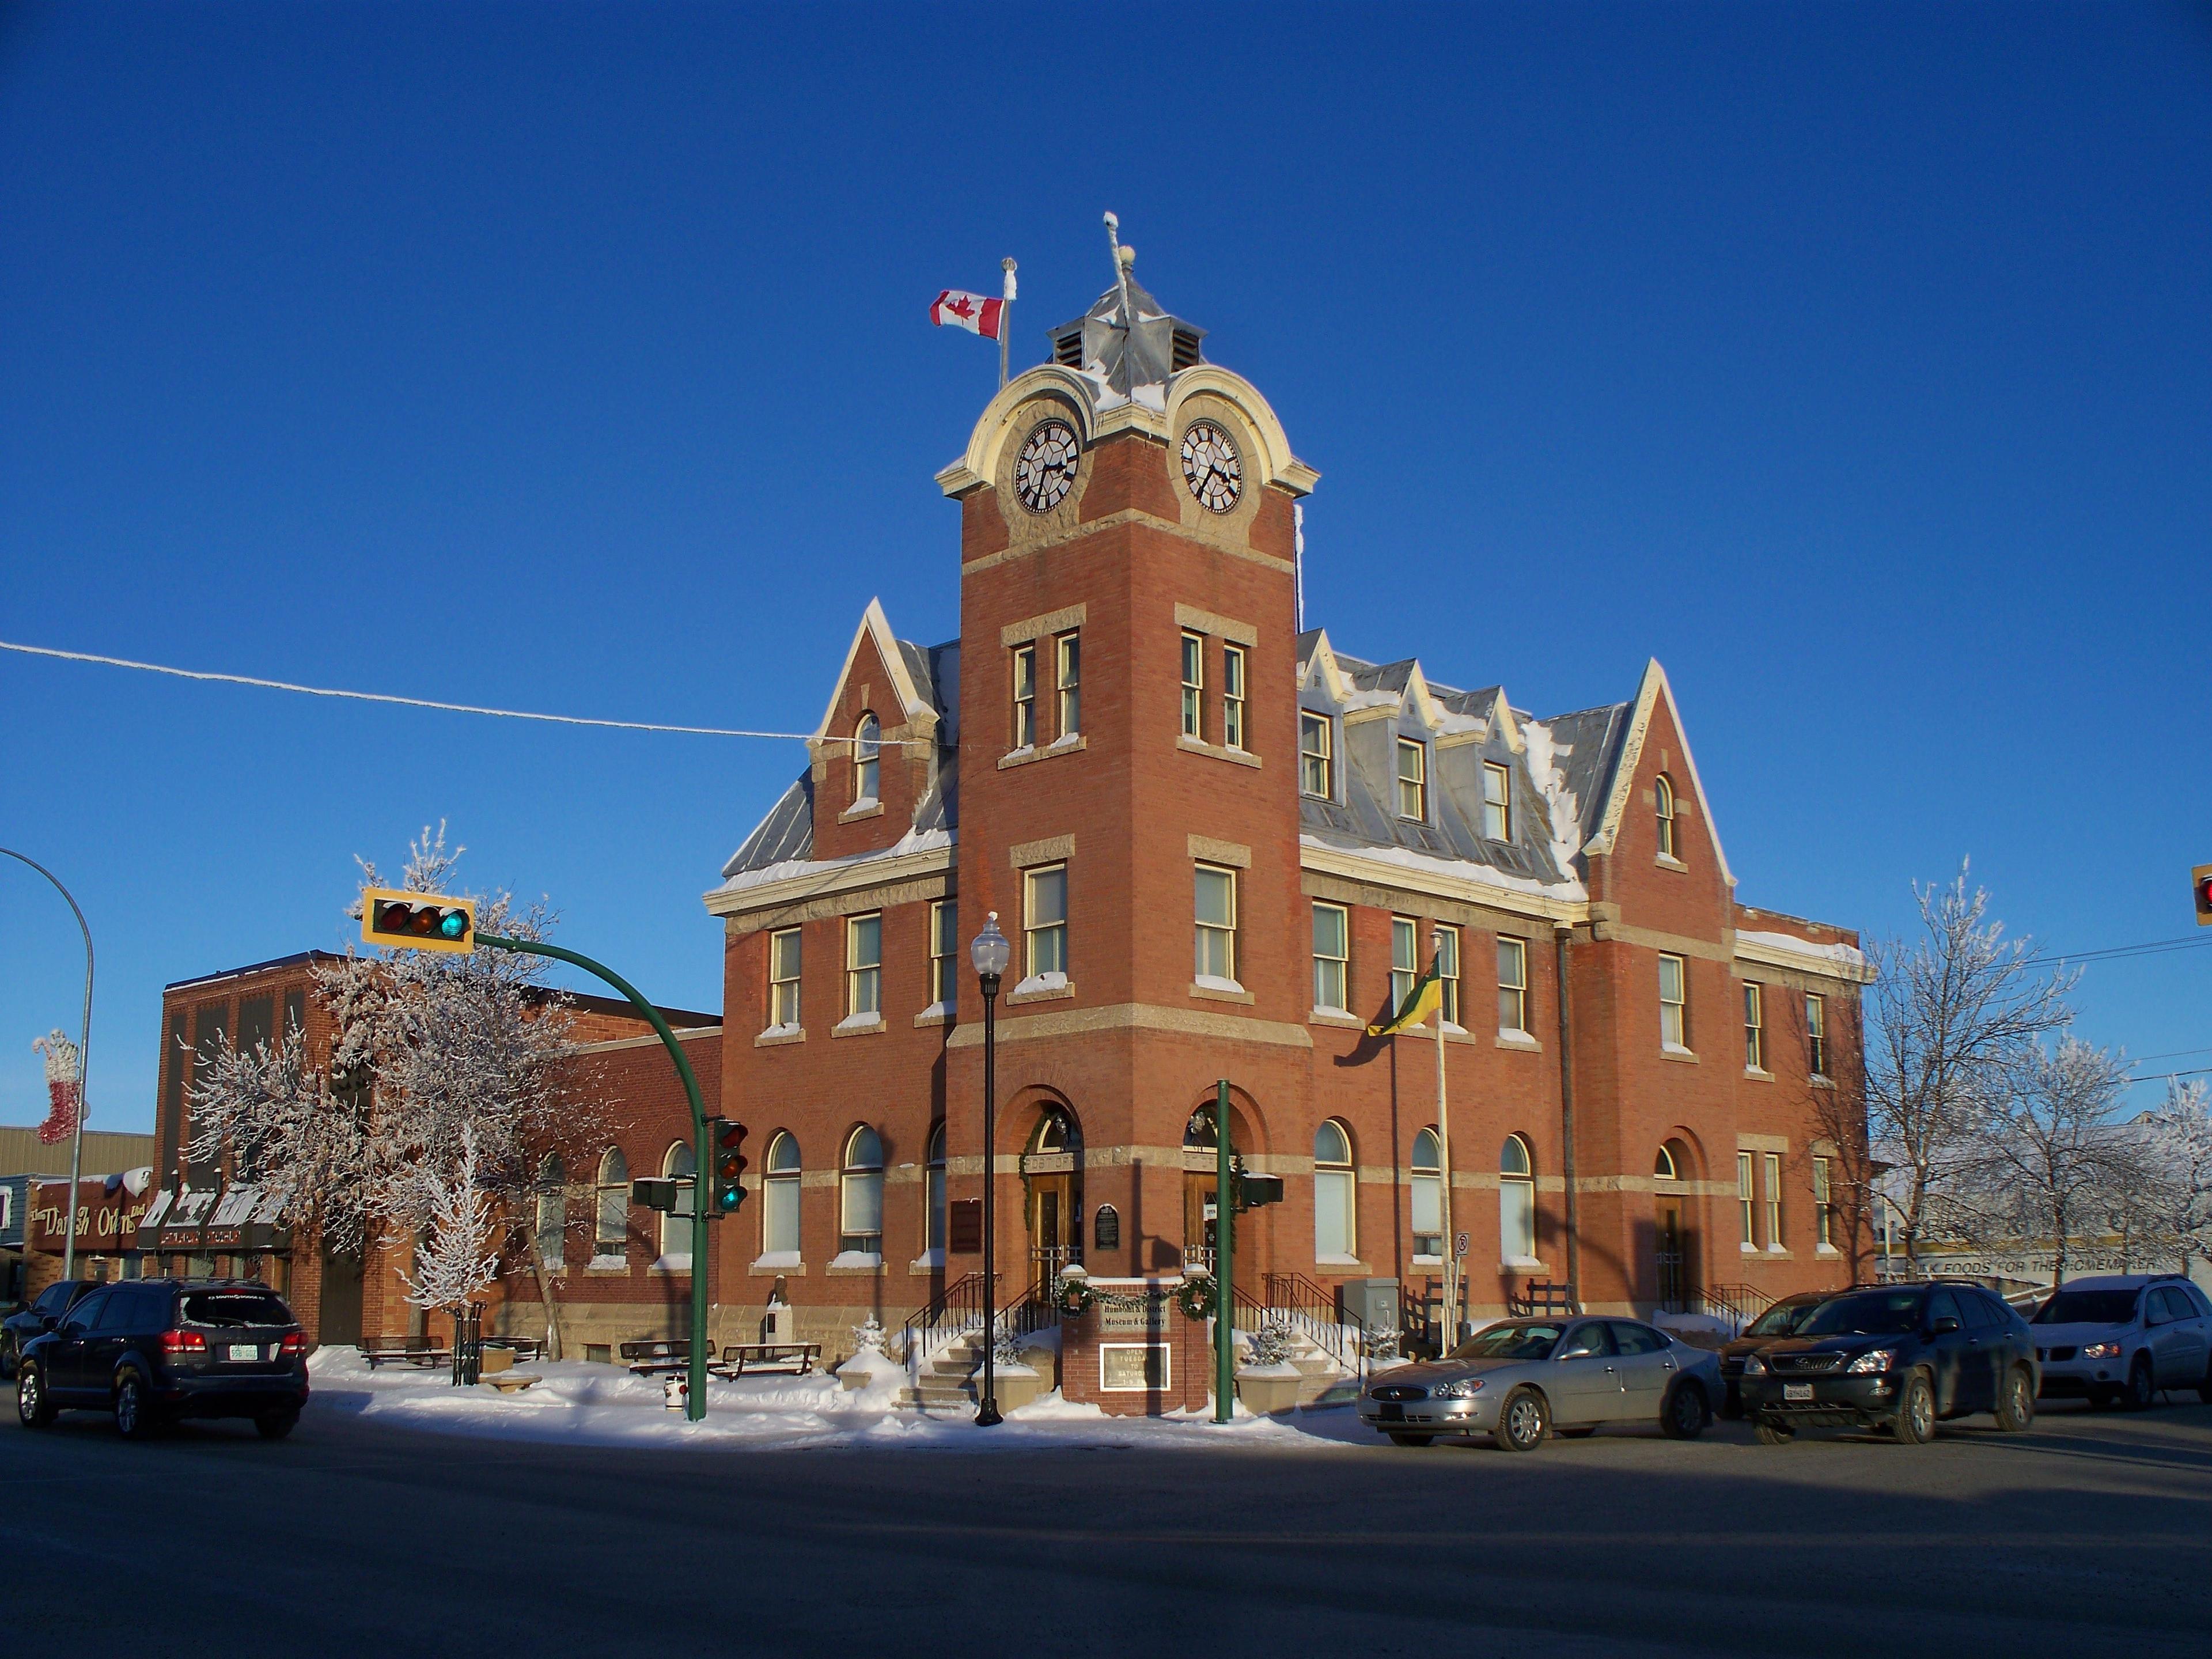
[361,887,478,954]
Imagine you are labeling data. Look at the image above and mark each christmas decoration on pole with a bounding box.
[2,849,95,1290]
[33,1030,82,1146]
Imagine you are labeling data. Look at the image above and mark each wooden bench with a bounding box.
[618,1340,693,1376]
[714,1342,821,1378]
[359,1338,453,1370]
[481,1336,545,1362]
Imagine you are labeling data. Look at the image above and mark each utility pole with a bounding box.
[1,850,94,1288]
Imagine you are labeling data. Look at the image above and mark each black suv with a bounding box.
[16,1279,309,1440]
[1,1279,97,1380]
[1739,1281,2038,1444]
[1715,1291,1834,1419]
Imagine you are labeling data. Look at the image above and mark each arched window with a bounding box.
[925,1122,947,1257]
[593,1147,628,1262]
[1410,1128,1442,1260]
[533,1153,566,1270]
[1313,1119,1355,1261]
[1500,1134,1537,1264]
[1655,773,1677,860]
[762,1131,801,1259]
[660,1142,696,1266]
[839,1125,884,1259]
[1654,1141,1682,1183]
[1183,1108,1217,1152]
[854,713,881,803]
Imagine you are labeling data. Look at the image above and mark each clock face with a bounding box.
[1180,420,1243,513]
[1014,419,1081,513]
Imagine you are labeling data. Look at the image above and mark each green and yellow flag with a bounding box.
[1367,955,1445,1037]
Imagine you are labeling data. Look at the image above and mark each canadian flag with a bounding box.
[930,289,1005,340]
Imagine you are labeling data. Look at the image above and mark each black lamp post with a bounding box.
[970,911,1012,1427]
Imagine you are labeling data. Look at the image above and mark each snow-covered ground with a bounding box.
[306,1349,1375,1453]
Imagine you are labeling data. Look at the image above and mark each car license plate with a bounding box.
[1378,1402,1404,1422]
[1784,1382,1813,1402]
[227,1344,259,1363]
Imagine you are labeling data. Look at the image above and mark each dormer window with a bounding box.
[1300,713,1333,798]
[1655,773,1677,859]
[853,714,880,804]
[1482,762,1511,841]
[1396,738,1427,821]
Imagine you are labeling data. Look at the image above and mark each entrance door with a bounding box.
[1029,1173,1077,1282]
[1655,1202,1691,1313]
[1183,1173,1218,1275]
[317,1243,363,1346]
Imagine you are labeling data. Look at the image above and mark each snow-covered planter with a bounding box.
[1234,1369,1302,1416]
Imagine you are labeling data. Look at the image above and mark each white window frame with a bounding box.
[1812,1155,1834,1251]
[1806,993,1828,1079]
[928,899,957,1009]
[1435,923,1461,1028]
[1655,772,1677,859]
[768,927,802,1031]
[1194,863,1238,987]
[1312,902,1349,1013]
[1738,1151,1756,1250]
[1024,862,1069,982]
[1300,712,1333,798]
[533,1154,566,1270]
[1012,643,1037,750]
[1396,738,1427,821]
[1498,935,1529,1036]
[839,1125,884,1259]
[1390,916,1420,1018]
[1313,1119,1355,1262]
[659,1141,695,1268]
[844,912,882,1021]
[1482,761,1511,841]
[1744,980,1765,1071]
[853,713,880,804]
[1221,644,1247,750]
[1055,630,1081,740]
[761,1131,801,1260]
[1180,631,1205,739]
[593,1146,628,1261]
[1410,1126,1442,1260]
[1763,1152,1783,1251]
[1658,953,1689,1051]
[1500,1134,1537,1264]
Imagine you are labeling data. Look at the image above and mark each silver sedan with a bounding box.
[1358,1317,1723,1450]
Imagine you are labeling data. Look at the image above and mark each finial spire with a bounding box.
[1104,210,1137,330]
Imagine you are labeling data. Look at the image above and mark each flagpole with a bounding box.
[999,258,1016,389]
[1431,925,1456,1353]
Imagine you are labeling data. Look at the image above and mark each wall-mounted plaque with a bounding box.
[948,1199,983,1254]
[1100,1342,1170,1392]
[1092,1203,1120,1251]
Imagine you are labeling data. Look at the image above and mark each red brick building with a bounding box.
[702,264,1871,1376]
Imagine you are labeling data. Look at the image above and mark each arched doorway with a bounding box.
[1653,1137,1698,1312]
[1020,1103,1082,1282]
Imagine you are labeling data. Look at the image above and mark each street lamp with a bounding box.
[1,850,94,1288]
[969,911,1012,1427]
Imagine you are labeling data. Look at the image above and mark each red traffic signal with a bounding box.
[710,1119,748,1213]
[2196,864,2212,926]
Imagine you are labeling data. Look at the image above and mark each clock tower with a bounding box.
[934,232,1320,1283]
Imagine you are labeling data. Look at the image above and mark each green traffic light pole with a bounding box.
[1213,1077,1234,1425]
[478,933,714,1423]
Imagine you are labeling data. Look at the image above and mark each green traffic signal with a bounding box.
[710,1119,749,1213]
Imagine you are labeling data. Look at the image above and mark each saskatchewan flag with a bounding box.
[1367,955,1445,1037]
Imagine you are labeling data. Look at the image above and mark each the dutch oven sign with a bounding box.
[29,1177,153,1253]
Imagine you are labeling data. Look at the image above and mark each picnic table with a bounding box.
[481,1335,546,1362]
[714,1342,821,1378]
[359,1337,453,1370]
[618,1339,692,1376]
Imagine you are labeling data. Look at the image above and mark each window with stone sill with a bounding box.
[928,899,958,1010]
[1410,1127,1442,1258]
[844,912,881,1022]
[1498,935,1529,1036]
[1221,644,1247,751]
[768,927,801,1031]
[1055,630,1081,741]
[853,713,880,805]
[1312,902,1349,1013]
[1658,953,1690,1051]
[839,1124,884,1257]
[1012,643,1037,751]
[1180,631,1205,740]
[659,1141,695,1267]
[762,1130,801,1258]
[1194,862,1238,988]
[1024,863,1068,982]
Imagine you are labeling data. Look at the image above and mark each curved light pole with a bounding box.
[969,911,1011,1427]
[1,850,94,1286]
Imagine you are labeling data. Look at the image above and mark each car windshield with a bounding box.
[180,1291,293,1329]
[1449,1322,1564,1361]
[1797,1291,1923,1337]
[2033,1289,2140,1326]
[1745,1298,1824,1338]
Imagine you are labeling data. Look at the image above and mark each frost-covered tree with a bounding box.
[402,1124,501,1322]
[188,825,613,1358]
[2138,1080,2212,1274]
[1971,1038,2141,1286]
[1862,866,2075,1266]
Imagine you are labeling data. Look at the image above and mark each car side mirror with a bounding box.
[1930,1315,1960,1336]
[37,1314,56,1331]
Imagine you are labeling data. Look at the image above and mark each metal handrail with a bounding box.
[1262,1271,1371,1377]
[899,1270,994,1378]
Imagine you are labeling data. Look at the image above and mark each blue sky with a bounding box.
[3,2,2208,1137]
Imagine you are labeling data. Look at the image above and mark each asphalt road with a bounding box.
[6,1396,2210,1657]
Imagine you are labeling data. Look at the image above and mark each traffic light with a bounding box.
[631,1177,678,1213]
[1229,1157,1283,1213]
[361,887,477,954]
[710,1119,749,1214]
[2196,865,2212,927]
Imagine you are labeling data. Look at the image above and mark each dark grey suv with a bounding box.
[16,1279,309,1440]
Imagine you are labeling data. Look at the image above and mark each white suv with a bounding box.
[2029,1275,2212,1410]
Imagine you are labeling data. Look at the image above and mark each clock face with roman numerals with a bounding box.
[1014,419,1081,513]
[1180,420,1242,513]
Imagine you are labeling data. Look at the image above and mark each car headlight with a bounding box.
[1429,1378,1485,1399]
[1743,1354,1767,1376]
[1845,1349,1895,1374]
[2080,1341,2123,1360]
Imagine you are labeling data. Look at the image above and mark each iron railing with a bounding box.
[1263,1271,1372,1376]
[899,1270,995,1378]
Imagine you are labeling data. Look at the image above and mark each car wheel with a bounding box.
[1660,1380,1710,1440]
[1893,1372,1937,1444]
[1752,1416,1795,1446]
[255,1408,300,1441]
[17,1363,55,1429]
[114,1374,158,1441]
[1494,1386,1548,1452]
[2122,1355,2154,1411]
[1994,1365,2035,1433]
